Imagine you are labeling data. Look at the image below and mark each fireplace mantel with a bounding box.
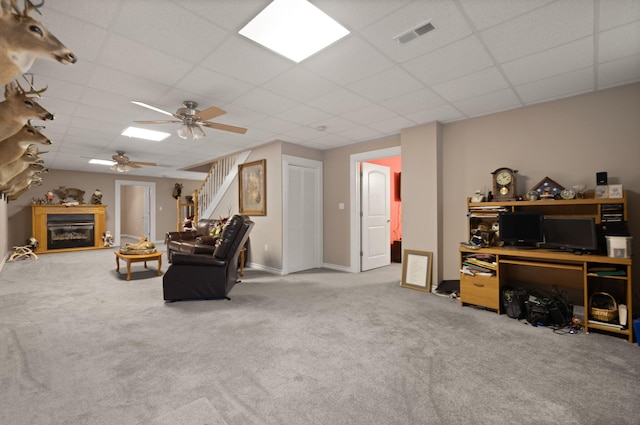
[31,204,107,254]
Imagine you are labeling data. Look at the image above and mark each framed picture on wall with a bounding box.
[239,159,266,215]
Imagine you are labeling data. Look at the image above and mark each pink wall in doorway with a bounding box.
[368,156,402,242]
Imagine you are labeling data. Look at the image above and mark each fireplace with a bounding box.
[47,214,95,250]
[32,204,107,254]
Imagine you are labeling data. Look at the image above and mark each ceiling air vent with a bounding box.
[393,21,435,45]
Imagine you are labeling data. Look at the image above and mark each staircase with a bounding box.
[196,150,251,219]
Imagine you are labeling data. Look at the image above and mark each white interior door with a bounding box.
[283,156,323,274]
[361,162,390,271]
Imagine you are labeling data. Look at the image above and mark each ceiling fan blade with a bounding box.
[131,101,175,117]
[130,161,157,167]
[128,163,142,168]
[201,121,248,134]
[134,120,181,124]
[195,105,226,121]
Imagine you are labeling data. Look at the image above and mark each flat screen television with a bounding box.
[499,211,544,248]
[543,217,599,254]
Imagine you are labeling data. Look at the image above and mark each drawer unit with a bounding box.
[460,274,500,311]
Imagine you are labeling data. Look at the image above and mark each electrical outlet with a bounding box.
[264,244,268,251]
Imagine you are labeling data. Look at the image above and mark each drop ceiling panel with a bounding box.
[481,0,594,63]
[598,22,640,63]
[453,88,521,117]
[112,1,226,63]
[262,68,339,103]
[458,0,555,30]
[361,0,473,63]
[402,35,494,86]
[432,67,510,102]
[502,37,594,86]
[347,66,423,102]
[517,68,594,104]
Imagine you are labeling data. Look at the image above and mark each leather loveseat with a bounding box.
[165,218,221,262]
[163,214,254,301]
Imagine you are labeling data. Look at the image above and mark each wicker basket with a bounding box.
[589,292,618,322]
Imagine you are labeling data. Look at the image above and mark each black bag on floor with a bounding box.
[502,287,528,319]
[526,288,573,327]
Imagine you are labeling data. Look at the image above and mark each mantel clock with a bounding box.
[491,167,518,201]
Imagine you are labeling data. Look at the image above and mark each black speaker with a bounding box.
[596,171,608,185]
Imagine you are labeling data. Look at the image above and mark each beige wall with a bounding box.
[3,170,201,247]
[321,137,400,267]
[441,83,640,302]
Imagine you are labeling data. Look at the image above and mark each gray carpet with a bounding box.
[1,247,639,425]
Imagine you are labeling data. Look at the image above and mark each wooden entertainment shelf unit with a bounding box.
[460,193,633,342]
[32,204,107,254]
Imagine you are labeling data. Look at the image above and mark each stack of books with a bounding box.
[461,254,497,276]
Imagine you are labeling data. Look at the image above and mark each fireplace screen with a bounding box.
[47,214,95,250]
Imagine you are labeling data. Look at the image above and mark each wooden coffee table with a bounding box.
[115,250,162,281]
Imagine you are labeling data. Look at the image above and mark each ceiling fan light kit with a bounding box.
[111,163,130,173]
[131,100,248,140]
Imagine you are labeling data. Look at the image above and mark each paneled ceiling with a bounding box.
[15,0,640,179]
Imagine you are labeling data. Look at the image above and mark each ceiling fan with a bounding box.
[110,151,156,172]
[131,100,248,139]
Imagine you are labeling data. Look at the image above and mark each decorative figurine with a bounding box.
[91,189,103,204]
[103,231,114,247]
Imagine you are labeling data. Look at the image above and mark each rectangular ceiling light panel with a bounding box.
[239,0,350,63]
[121,126,170,141]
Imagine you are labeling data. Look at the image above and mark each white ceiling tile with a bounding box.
[406,103,465,124]
[598,21,640,63]
[87,66,170,100]
[112,0,227,64]
[232,88,298,115]
[251,117,300,134]
[403,35,494,86]
[432,67,509,102]
[361,0,473,63]
[307,89,371,115]
[337,126,384,142]
[45,0,121,28]
[380,87,447,115]
[174,68,253,103]
[262,67,339,103]
[368,115,416,134]
[598,54,640,88]
[98,34,193,85]
[275,105,332,126]
[342,104,397,125]
[516,68,594,104]
[36,7,109,63]
[201,37,294,85]
[303,35,394,85]
[310,116,359,134]
[347,66,424,102]
[502,37,594,85]
[453,88,522,117]
[179,0,268,31]
[315,0,411,31]
[458,0,555,30]
[599,0,640,30]
[481,0,594,63]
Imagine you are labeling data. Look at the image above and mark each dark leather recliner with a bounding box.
[162,214,254,301]
[165,218,221,262]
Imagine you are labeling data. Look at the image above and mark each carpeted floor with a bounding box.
[1,246,639,425]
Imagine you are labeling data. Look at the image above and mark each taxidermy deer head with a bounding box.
[0,80,53,142]
[0,0,77,87]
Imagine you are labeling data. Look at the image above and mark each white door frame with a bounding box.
[282,155,323,275]
[115,180,156,247]
[350,146,401,273]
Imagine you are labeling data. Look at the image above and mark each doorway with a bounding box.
[350,146,401,273]
[115,180,156,247]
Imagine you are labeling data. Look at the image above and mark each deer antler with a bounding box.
[24,0,44,15]
[14,79,47,98]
